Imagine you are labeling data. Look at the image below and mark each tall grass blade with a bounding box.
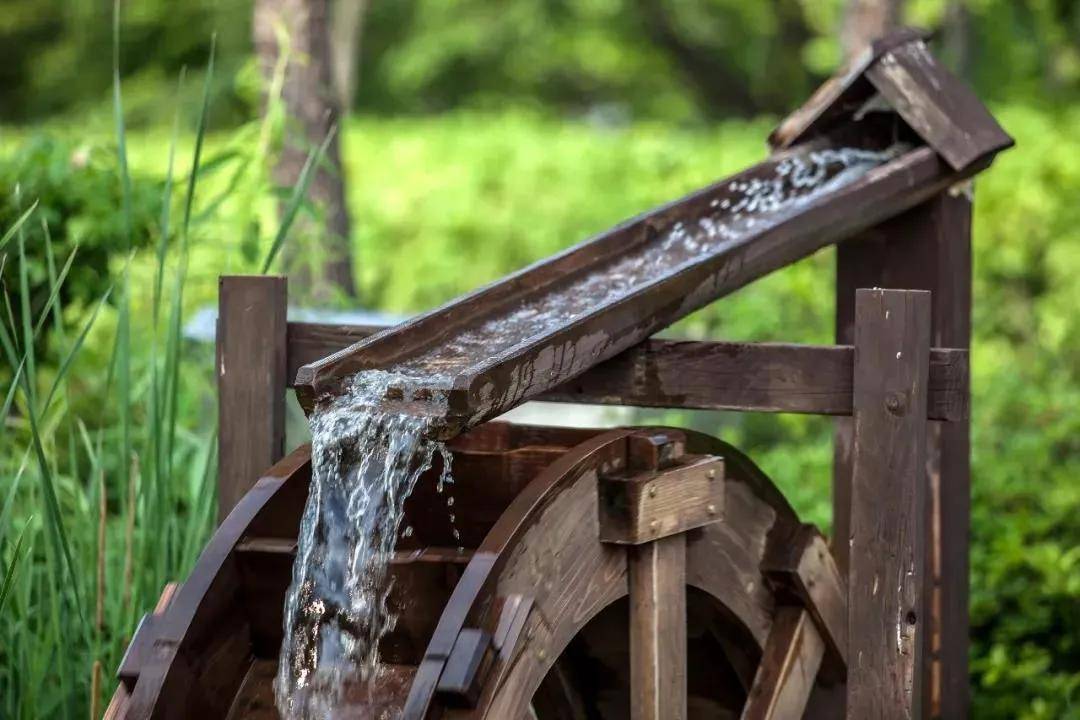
[261,125,338,273]
[0,200,39,254]
[0,518,31,618]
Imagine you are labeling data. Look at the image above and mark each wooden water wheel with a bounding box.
[108,422,845,720]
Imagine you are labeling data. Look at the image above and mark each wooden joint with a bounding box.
[599,454,724,545]
[763,525,847,683]
[435,628,493,708]
[116,582,181,690]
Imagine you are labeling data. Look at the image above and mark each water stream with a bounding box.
[274,143,906,719]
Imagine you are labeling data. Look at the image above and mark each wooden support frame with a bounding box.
[834,191,972,717]
[285,324,969,421]
[217,275,288,522]
[629,534,687,720]
[846,289,932,719]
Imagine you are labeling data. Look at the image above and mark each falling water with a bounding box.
[274,371,452,719]
[274,143,907,719]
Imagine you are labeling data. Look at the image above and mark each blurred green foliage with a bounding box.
[0,136,161,347]
[2,0,1079,124]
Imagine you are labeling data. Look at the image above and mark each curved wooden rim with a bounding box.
[125,444,313,718]
[403,426,801,718]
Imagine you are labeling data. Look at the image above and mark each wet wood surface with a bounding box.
[847,289,931,719]
[288,324,968,421]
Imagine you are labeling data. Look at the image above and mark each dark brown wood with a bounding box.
[295,138,996,433]
[740,607,826,720]
[763,525,847,680]
[599,456,724,545]
[769,27,929,150]
[866,39,1013,171]
[847,289,931,719]
[833,191,972,717]
[288,324,968,421]
[629,534,687,720]
[217,275,287,523]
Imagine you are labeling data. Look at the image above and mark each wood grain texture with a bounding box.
[217,276,287,522]
[599,456,724,545]
[833,191,972,717]
[287,324,968,421]
[741,607,826,720]
[630,534,687,720]
[847,289,931,720]
[866,40,1013,171]
[763,525,847,680]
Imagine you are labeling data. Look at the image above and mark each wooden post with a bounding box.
[834,190,972,717]
[217,275,288,522]
[629,534,687,720]
[846,289,931,719]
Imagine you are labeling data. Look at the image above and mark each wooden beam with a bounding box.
[599,456,724,545]
[217,276,287,522]
[846,289,931,719]
[286,325,968,421]
[763,525,847,680]
[629,534,687,720]
[834,191,972,716]
[741,607,827,720]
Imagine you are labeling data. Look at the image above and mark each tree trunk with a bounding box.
[254,0,357,300]
[330,0,368,112]
[841,0,904,60]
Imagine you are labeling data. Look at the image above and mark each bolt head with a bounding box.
[706,504,717,515]
[647,486,658,498]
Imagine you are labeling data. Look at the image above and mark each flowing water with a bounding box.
[274,143,907,719]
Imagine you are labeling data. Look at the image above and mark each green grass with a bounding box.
[2,99,1079,717]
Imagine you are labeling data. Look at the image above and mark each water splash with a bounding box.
[274,371,451,719]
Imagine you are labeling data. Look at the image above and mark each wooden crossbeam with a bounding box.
[285,323,967,421]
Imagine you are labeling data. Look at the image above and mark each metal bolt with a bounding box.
[650,520,660,531]
[885,392,906,416]
[707,468,717,480]
[537,648,547,660]
[648,486,658,498]
[706,504,717,515]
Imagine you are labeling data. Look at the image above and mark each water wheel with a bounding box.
[107,423,846,720]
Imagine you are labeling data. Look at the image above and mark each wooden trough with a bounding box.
[109,30,1009,720]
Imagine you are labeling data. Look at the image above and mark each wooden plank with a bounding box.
[599,456,724,545]
[763,525,847,679]
[629,534,687,720]
[217,275,287,522]
[866,40,1013,171]
[740,607,826,720]
[847,289,931,719]
[287,324,968,421]
[833,191,971,716]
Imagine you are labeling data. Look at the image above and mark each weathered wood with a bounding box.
[599,456,724,545]
[763,525,847,679]
[866,40,1013,171]
[217,275,287,522]
[741,607,826,720]
[287,324,968,421]
[295,140,994,432]
[769,27,929,150]
[629,534,687,720]
[833,191,972,717]
[847,289,931,719]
